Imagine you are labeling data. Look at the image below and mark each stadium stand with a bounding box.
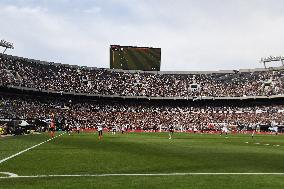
[0,53,284,135]
[1,53,284,98]
[0,90,283,134]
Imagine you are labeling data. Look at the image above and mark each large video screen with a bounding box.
[110,45,161,71]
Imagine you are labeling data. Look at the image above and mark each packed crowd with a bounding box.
[1,93,283,133]
[1,53,284,97]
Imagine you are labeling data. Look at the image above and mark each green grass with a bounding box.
[111,48,160,70]
[0,132,283,189]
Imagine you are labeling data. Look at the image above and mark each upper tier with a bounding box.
[1,53,284,99]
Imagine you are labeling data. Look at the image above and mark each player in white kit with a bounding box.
[97,125,103,140]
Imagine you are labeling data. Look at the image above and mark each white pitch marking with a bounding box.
[245,142,249,144]
[255,143,260,145]
[1,172,284,179]
[264,144,270,146]
[0,133,64,164]
[0,172,18,177]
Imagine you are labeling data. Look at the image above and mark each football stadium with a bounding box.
[1,1,284,189]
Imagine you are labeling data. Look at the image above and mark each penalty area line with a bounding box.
[0,133,65,164]
[1,172,284,179]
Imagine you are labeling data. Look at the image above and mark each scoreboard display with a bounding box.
[110,45,161,71]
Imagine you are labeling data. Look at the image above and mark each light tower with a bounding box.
[260,55,284,69]
[0,39,14,53]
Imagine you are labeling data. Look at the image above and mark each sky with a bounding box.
[1,0,284,71]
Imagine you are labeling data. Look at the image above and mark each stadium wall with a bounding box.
[2,85,284,105]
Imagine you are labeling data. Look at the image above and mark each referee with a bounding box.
[169,125,174,139]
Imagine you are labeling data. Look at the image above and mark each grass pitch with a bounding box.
[0,132,283,189]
